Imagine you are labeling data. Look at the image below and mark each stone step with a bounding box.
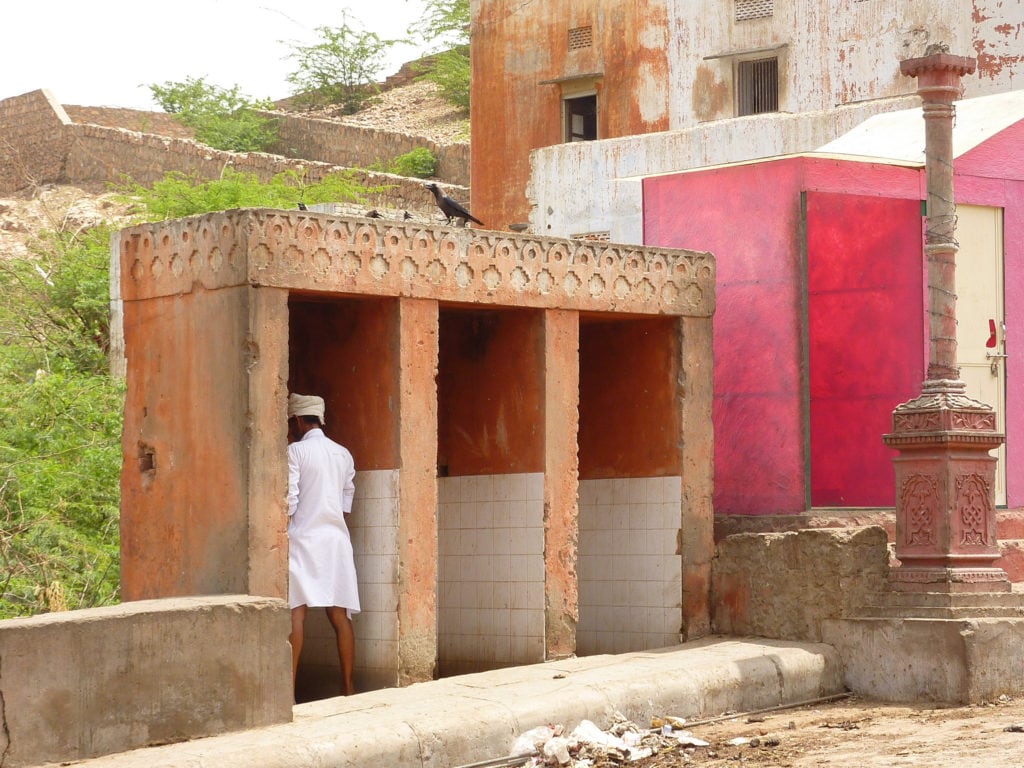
[868,590,1024,609]
[857,604,1024,619]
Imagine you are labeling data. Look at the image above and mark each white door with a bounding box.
[956,204,1007,506]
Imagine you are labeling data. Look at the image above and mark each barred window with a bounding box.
[736,57,778,115]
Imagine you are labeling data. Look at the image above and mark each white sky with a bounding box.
[1,0,431,110]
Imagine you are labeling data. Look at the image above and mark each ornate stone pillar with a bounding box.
[883,46,1008,593]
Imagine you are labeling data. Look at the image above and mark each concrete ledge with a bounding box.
[64,636,843,768]
[822,617,1024,703]
[0,595,291,767]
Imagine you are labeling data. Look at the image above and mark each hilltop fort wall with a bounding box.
[0,90,469,207]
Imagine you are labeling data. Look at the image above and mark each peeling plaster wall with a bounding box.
[528,96,919,242]
[478,0,1023,237]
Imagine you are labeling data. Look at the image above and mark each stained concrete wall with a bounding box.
[528,95,920,243]
[474,0,1023,231]
[711,527,891,642]
[0,596,291,768]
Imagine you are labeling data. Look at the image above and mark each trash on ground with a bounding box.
[509,712,710,766]
[726,737,751,746]
[1003,723,1024,733]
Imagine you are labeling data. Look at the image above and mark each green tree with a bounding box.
[285,13,398,113]
[0,224,123,618]
[149,77,278,152]
[409,0,471,109]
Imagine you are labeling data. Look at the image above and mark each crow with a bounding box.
[425,183,483,227]
[403,210,413,221]
[297,201,308,211]
[365,209,382,218]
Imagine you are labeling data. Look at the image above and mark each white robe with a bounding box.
[287,428,360,612]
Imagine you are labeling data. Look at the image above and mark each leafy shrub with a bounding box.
[0,225,123,618]
[389,147,438,178]
[116,167,372,220]
[408,0,471,109]
[149,77,278,152]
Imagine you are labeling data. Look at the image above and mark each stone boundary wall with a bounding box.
[0,90,467,211]
[0,595,291,767]
[711,527,891,642]
[264,110,470,187]
[0,89,72,194]
[64,104,195,139]
[64,123,464,212]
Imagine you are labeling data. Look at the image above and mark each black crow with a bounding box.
[425,183,483,227]
[403,210,413,220]
[365,209,382,218]
[297,201,308,211]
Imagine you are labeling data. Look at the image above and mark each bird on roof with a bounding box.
[297,201,308,211]
[365,209,382,218]
[425,183,483,228]
[403,210,413,221]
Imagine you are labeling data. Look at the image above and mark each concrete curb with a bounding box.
[61,636,842,768]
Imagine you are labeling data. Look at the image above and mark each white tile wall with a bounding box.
[438,472,545,676]
[303,469,400,691]
[577,476,682,655]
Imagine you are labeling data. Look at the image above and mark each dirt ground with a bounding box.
[588,695,1024,768]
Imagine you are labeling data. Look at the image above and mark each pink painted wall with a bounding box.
[645,139,1024,512]
[645,157,924,513]
[805,192,924,506]
[645,158,808,513]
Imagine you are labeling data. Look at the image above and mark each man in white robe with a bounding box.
[286,393,359,696]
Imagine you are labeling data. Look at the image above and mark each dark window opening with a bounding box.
[564,94,597,142]
[737,57,778,116]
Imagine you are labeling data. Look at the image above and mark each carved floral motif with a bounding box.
[901,473,938,547]
[121,212,715,316]
[955,473,991,546]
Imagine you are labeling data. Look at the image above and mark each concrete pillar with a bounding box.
[884,46,1007,593]
[680,315,714,637]
[246,286,290,600]
[397,297,440,684]
[543,308,580,659]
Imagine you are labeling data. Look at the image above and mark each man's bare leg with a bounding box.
[325,606,356,695]
[289,605,307,691]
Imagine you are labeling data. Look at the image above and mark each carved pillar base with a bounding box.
[883,382,1007,594]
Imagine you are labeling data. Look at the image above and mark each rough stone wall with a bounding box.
[711,527,890,642]
[64,123,461,212]
[0,595,291,767]
[265,111,470,187]
[0,89,73,194]
[64,105,195,139]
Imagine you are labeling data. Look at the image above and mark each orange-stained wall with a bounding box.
[578,316,681,478]
[438,307,544,475]
[470,0,671,230]
[288,297,400,470]
[121,286,255,600]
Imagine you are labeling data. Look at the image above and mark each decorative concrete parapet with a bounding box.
[0,595,292,767]
[119,210,715,317]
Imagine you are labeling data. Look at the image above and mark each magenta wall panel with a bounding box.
[645,159,808,514]
[805,192,925,506]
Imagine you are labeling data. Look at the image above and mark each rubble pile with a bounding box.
[505,711,782,767]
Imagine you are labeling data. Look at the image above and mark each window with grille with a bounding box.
[564,94,597,142]
[736,57,778,115]
[736,0,774,20]
[569,26,593,50]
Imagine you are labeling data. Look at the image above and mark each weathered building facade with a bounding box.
[118,210,715,697]
[470,0,1024,233]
